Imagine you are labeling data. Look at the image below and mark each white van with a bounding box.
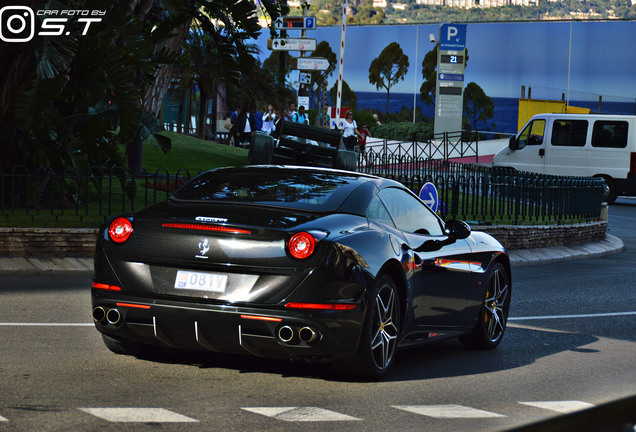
[492,113,636,203]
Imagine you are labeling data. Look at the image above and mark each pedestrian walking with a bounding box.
[284,102,296,122]
[234,101,256,148]
[261,104,277,135]
[358,123,371,165]
[342,111,363,151]
[292,105,309,125]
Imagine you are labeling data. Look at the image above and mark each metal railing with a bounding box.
[363,130,481,173]
[0,162,605,226]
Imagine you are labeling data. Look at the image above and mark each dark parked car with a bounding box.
[248,121,357,171]
[92,166,511,379]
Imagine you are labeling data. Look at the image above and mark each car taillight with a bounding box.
[108,217,133,243]
[287,232,315,259]
[630,152,636,173]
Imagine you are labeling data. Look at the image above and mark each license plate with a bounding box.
[174,270,228,293]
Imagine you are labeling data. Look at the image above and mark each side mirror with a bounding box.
[444,220,471,240]
[413,220,471,253]
[509,135,519,151]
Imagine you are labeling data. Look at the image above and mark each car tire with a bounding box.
[101,334,156,357]
[281,121,342,146]
[333,149,357,171]
[247,133,274,165]
[599,175,617,204]
[459,262,510,350]
[338,274,401,380]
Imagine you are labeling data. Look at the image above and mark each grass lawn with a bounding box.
[141,132,248,174]
[1,132,249,228]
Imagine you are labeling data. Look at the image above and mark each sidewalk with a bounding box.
[0,235,624,276]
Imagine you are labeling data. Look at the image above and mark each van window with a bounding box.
[550,120,588,147]
[592,121,628,148]
[519,119,545,147]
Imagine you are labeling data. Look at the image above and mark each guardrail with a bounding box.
[0,162,605,226]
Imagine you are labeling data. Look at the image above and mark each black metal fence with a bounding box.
[368,161,605,224]
[1,161,605,227]
[0,166,196,226]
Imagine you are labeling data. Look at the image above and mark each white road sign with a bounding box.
[291,57,330,71]
[268,38,317,52]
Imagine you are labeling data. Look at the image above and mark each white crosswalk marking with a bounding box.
[393,404,506,418]
[519,401,595,413]
[79,408,198,423]
[242,407,360,421]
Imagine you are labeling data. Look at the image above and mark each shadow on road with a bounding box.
[122,324,598,382]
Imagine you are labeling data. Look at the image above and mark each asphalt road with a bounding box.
[1,199,635,431]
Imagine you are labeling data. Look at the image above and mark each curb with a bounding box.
[508,234,624,268]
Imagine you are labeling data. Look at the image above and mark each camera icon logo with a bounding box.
[0,6,35,43]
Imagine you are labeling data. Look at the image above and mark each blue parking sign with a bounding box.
[439,23,466,51]
[418,182,439,213]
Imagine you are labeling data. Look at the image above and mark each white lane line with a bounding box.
[519,401,595,413]
[0,414,7,421]
[0,323,93,327]
[393,404,506,419]
[242,407,361,422]
[510,311,636,321]
[79,408,198,423]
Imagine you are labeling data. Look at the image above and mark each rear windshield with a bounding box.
[172,168,365,212]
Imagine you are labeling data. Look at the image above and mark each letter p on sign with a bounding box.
[447,26,458,41]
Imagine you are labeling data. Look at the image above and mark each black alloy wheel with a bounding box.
[459,262,510,349]
[342,274,401,380]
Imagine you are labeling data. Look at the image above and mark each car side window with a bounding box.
[519,119,546,147]
[365,196,395,227]
[550,120,588,147]
[377,188,443,236]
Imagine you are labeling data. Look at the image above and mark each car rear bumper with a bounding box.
[91,291,364,362]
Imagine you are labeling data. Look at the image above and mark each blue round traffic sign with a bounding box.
[418,182,439,213]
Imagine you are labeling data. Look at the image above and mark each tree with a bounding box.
[368,42,409,115]
[329,80,357,112]
[0,0,284,173]
[463,82,494,130]
[420,44,469,108]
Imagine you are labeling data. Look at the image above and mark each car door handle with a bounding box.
[539,148,545,156]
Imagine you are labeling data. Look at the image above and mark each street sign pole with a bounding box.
[335,0,348,130]
[298,2,309,106]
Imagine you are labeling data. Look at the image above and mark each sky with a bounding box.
[254,21,636,99]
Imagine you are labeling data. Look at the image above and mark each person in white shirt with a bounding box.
[342,110,362,151]
[284,102,296,122]
[261,104,277,135]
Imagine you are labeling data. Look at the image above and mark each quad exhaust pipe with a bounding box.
[92,306,106,323]
[106,308,121,325]
[277,325,319,345]
[299,327,318,344]
[92,306,121,325]
[277,325,294,343]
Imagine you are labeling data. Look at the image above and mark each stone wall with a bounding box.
[0,228,99,258]
[0,222,607,257]
[476,222,607,250]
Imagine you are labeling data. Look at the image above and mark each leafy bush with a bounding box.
[370,121,434,141]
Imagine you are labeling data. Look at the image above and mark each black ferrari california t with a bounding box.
[92,165,511,379]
